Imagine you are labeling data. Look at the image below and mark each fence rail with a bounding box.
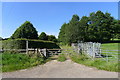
[0,48,63,57]
[72,42,119,62]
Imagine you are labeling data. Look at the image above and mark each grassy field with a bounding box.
[2,53,48,72]
[110,38,120,41]
[61,43,119,72]
[101,43,118,50]
[101,43,119,62]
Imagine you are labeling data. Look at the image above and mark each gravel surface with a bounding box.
[2,60,118,78]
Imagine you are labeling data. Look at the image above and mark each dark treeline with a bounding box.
[58,10,120,45]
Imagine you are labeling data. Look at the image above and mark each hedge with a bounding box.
[2,38,60,49]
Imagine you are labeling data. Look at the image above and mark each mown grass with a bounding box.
[110,38,120,41]
[57,54,67,62]
[2,52,48,72]
[101,43,118,50]
[101,43,119,62]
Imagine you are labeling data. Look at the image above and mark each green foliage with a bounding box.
[77,16,89,41]
[70,14,80,23]
[66,15,80,44]
[2,39,60,50]
[88,11,114,42]
[58,15,80,45]
[57,54,66,62]
[2,53,46,72]
[39,32,48,40]
[2,39,26,50]
[111,20,120,39]
[11,21,38,39]
[58,11,118,44]
[39,32,58,42]
[58,23,68,44]
[48,35,57,42]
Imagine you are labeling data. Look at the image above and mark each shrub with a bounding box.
[2,38,60,50]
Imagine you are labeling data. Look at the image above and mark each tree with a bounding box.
[111,20,120,39]
[88,11,114,42]
[11,21,38,39]
[58,11,117,44]
[116,20,120,39]
[58,23,68,44]
[39,32,48,40]
[78,16,89,42]
[70,14,80,23]
[66,14,80,45]
[48,35,57,42]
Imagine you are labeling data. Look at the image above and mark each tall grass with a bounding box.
[70,54,119,72]
[2,53,47,72]
[57,54,67,62]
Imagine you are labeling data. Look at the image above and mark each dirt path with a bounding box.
[2,60,118,78]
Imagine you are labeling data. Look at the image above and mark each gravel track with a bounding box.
[2,60,118,78]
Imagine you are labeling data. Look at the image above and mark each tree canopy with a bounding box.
[39,32,48,40]
[48,35,57,42]
[58,10,119,45]
[39,32,57,42]
[11,21,38,39]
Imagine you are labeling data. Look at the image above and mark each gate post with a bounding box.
[92,43,95,60]
[43,48,47,57]
[26,40,28,54]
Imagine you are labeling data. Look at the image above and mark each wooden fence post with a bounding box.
[92,43,95,59]
[26,40,28,54]
[106,51,108,62]
[93,43,95,59]
[43,48,47,57]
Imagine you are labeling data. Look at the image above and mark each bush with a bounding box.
[2,38,60,50]
[57,54,66,62]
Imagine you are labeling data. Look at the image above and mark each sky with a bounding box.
[2,2,118,38]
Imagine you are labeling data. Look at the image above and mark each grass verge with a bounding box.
[57,54,67,62]
[2,52,48,72]
[70,53,119,72]
[61,43,119,72]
